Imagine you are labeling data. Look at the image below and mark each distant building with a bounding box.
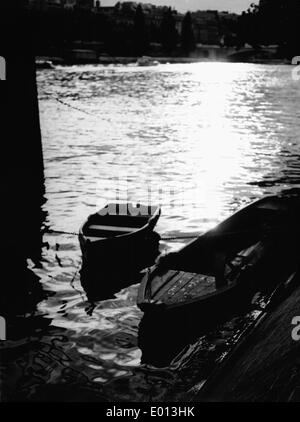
[26,1,239,50]
[77,0,94,10]
[96,5,115,19]
[27,0,64,9]
[218,11,238,24]
[143,4,181,32]
[64,0,77,9]
[218,11,238,42]
[188,10,238,46]
[27,0,94,10]
[191,10,220,45]
[96,2,182,34]
[96,2,166,29]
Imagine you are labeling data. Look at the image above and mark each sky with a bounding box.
[99,0,259,14]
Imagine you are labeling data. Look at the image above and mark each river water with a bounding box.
[2,63,300,402]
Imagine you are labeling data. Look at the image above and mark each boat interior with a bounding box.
[142,196,300,306]
[83,204,159,240]
[159,196,299,274]
[144,240,267,306]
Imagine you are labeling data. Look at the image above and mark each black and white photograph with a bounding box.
[1,0,300,407]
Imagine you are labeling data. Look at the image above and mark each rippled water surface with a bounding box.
[3,63,300,401]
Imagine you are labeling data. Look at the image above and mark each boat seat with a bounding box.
[88,224,138,233]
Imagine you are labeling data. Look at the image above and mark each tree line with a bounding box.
[28,1,299,59]
[236,0,300,57]
[28,6,196,57]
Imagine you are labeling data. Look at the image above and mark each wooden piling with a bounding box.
[0,3,45,313]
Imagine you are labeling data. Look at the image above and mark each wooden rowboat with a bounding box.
[137,191,300,319]
[79,203,161,300]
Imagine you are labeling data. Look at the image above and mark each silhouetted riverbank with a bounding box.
[195,271,300,402]
[38,54,291,67]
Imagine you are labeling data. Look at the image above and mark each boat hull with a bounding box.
[138,244,298,366]
[138,191,300,317]
[80,230,160,300]
[79,204,161,300]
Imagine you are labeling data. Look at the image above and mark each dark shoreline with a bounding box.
[194,271,300,402]
[37,55,291,67]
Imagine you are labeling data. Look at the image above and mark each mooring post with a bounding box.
[0,3,45,315]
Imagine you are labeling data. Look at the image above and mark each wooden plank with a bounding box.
[89,224,138,233]
[168,274,216,305]
[154,271,192,301]
[156,271,197,302]
[179,275,216,303]
[150,270,179,297]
